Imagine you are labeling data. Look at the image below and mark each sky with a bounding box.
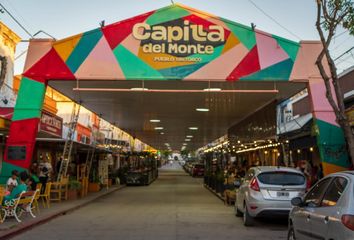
[1,0,353,74]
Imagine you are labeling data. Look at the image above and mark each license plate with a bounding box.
[277,191,289,197]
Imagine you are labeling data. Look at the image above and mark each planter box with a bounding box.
[67,189,78,200]
[88,182,101,192]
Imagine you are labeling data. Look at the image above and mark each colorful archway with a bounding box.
[2,4,350,179]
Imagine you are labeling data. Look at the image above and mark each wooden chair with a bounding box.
[224,189,236,205]
[50,182,62,202]
[33,183,42,213]
[50,177,69,202]
[60,177,68,201]
[0,187,6,223]
[38,182,52,208]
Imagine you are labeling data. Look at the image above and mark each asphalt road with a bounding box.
[11,162,288,240]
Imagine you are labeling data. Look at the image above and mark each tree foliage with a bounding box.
[316,0,354,167]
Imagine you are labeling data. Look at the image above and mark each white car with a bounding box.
[234,166,307,226]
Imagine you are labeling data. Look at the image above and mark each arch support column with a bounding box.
[2,76,46,181]
[307,77,351,175]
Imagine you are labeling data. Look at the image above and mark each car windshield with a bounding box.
[257,171,305,186]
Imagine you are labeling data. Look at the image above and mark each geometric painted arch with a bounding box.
[22,3,301,82]
[3,3,346,180]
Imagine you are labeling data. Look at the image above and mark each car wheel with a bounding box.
[243,204,254,226]
[287,225,296,240]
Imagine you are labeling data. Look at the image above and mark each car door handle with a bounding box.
[307,215,311,222]
[324,216,329,223]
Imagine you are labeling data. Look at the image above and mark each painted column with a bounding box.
[2,76,46,182]
[291,41,351,175]
[308,76,350,175]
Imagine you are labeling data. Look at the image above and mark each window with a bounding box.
[258,172,305,186]
[304,178,331,207]
[321,177,348,207]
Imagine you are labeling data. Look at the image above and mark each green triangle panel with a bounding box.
[190,45,224,64]
[158,62,208,79]
[272,35,300,62]
[315,119,350,168]
[240,58,293,81]
[0,162,26,184]
[113,45,163,80]
[12,77,45,121]
[146,5,191,25]
[225,22,256,50]
[66,29,103,73]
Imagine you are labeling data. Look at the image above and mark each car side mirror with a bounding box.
[291,197,304,207]
[234,180,241,188]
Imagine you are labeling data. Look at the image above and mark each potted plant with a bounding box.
[215,171,226,194]
[88,171,101,192]
[68,179,82,200]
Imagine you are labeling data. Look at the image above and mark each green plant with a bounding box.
[69,180,82,190]
[91,170,100,183]
[216,171,225,182]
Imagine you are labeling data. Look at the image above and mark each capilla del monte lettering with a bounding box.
[132,20,225,56]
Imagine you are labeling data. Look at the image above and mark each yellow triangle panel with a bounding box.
[53,33,83,62]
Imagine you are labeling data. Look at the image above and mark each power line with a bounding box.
[3,0,34,34]
[14,49,28,61]
[334,46,354,61]
[248,0,301,40]
[333,29,349,40]
[0,2,33,38]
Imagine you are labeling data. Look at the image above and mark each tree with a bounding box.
[315,0,354,167]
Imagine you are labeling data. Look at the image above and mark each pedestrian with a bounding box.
[6,170,19,192]
[39,158,53,193]
[28,168,40,191]
[3,171,29,203]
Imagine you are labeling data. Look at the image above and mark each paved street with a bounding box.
[11,163,287,240]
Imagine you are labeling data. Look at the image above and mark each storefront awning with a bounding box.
[277,113,312,135]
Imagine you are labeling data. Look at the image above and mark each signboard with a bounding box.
[7,146,26,160]
[39,111,63,137]
[132,20,225,63]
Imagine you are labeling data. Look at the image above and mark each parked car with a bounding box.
[288,171,354,240]
[192,164,204,177]
[234,166,306,226]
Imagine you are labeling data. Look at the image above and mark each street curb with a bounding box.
[0,185,125,240]
[203,184,225,202]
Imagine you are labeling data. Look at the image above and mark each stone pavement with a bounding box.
[0,185,124,239]
[9,163,288,240]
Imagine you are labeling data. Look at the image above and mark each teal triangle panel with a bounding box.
[66,29,103,73]
[240,58,293,81]
[225,22,256,50]
[272,35,300,62]
[315,119,350,168]
[158,62,208,79]
[146,5,191,25]
[114,45,163,80]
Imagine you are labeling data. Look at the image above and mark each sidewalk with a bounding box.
[204,184,225,202]
[0,185,125,239]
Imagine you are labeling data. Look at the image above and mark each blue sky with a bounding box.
[1,0,353,74]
